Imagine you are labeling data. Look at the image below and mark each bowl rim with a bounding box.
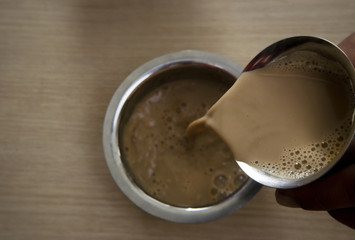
[102,50,262,223]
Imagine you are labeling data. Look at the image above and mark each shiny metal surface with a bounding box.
[103,50,261,223]
[237,36,355,189]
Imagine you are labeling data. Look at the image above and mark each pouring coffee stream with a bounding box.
[186,36,355,189]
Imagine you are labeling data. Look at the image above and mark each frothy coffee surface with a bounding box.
[188,49,355,179]
[121,68,248,207]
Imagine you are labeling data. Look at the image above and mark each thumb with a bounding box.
[275,164,355,210]
[338,32,355,66]
[328,207,355,229]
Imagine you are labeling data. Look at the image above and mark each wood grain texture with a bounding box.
[0,0,354,239]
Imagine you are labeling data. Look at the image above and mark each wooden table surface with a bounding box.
[1,0,354,239]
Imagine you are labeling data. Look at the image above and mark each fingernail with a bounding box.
[275,190,300,208]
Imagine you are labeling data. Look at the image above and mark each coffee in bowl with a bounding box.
[120,65,249,207]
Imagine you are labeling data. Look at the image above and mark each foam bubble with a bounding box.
[210,188,218,195]
[252,118,353,179]
[267,50,351,85]
[214,174,228,189]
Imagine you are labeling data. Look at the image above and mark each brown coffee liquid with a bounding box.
[121,67,248,207]
[188,50,355,179]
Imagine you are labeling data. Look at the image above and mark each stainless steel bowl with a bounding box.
[103,50,261,223]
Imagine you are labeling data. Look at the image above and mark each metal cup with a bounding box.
[238,36,355,189]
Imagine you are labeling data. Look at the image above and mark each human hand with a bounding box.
[339,32,355,66]
[275,33,355,229]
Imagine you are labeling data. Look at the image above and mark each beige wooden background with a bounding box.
[0,0,354,239]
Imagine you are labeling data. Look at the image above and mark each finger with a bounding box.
[338,32,355,66]
[275,164,355,210]
[328,207,355,229]
[338,32,355,49]
[330,137,355,172]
